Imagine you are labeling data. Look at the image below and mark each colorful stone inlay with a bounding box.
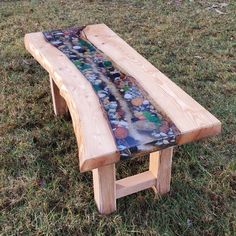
[43,26,180,159]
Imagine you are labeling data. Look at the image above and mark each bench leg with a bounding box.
[49,75,68,116]
[92,148,173,214]
[149,147,173,194]
[92,164,116,214]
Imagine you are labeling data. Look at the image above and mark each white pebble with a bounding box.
[152,132,161,138]
[160,132,168,137]
[73,46,81,50]
[143,100,150,105]
[118,145,126,150]
[124,93,132,100]
[109,108,116,113]
[94,79,102,85]
[118,120,128,128]
[163,140,169,145]
[98,92,106,98]
[111,120,119,125]
[155,141,163,146]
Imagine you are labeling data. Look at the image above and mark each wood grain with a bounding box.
[49,75,68,116]
[149,148,173,194]
[25,25,221,173]
[92,164,116,214]
[24,32,119,172]
[83,24,221,145]
[116,171,156,199]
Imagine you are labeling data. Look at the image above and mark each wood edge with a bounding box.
[177,120,222,145]
[80,152,120,172]
[24,34,32,54]
[24,33,37,52]
[65,97,119,173]
[24,32,120,172]
[83,24,222,142]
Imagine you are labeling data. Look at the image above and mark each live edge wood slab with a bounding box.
[24,23,221,214]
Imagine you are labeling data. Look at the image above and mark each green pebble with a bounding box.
[79,39,89,46]
[143,111,160,124]
[123,85,129,91]
[93,84,101,91]
[80,64,91,70]
[88,46,96,52]
[79,39,95,51]
[104,60,112,67]
[73,60,81,66]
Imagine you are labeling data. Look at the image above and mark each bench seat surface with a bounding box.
[24,24,221,172]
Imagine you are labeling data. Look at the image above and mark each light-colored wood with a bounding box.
[149,148,173,194]
[24,32,119,172]
[92,164,116,214]
[116,171,156,199]
[149,151,160,194]
[83,24,221,145]
[49,75,68,116]
[25,25,221,173]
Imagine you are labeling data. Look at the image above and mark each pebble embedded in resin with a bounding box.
[43,26,180,159]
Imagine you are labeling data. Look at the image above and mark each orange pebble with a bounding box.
[114,127,128,139]
[131,97,143,106]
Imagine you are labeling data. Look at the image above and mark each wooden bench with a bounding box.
[24,24,221,214]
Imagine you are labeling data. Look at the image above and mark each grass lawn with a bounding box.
[0,0,236,235]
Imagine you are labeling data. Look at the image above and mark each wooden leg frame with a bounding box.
[93,148,173,214]
[50,75,68,116]
[49,75,173,215]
